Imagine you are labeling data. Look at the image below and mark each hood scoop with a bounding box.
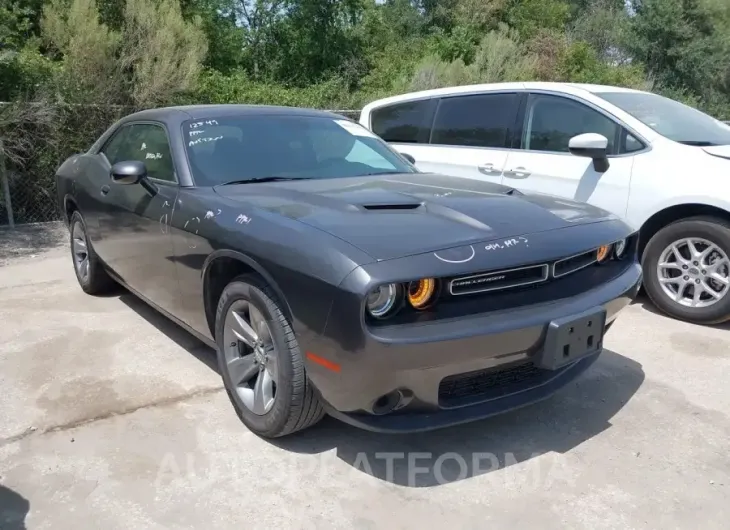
[360,202,423,211]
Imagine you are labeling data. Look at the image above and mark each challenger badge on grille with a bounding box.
[449,264,549,296]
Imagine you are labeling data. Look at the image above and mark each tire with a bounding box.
[215,274,325,438]
[642,216,730,325]
[69,210,116,295]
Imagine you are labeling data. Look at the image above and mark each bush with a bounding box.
[41,0,206,107]
[558,41,649,88]
[188,69,352,109]
[0,47,57,101]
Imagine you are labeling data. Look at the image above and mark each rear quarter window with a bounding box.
[370,99,436,144]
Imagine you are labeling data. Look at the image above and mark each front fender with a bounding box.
[201,249,294,323]
[629,195,730,230]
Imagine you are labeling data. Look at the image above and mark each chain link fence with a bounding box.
[0,165,60,227]
[0,107,362,229]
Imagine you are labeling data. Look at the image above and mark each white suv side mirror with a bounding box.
[568,133,610,173]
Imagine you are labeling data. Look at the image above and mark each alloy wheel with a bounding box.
[222,299,279,415]
[71,220,90,282]
[656,237,730,308]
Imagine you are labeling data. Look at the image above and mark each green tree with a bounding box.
[570,0,631,62]
[505,0,571,40]
[274,0,366,86]
[0,0,44,50]
[627,0,730,100]
[233,0,288,79]
[0,47,57,100]
[122,0,208,107]
[409,24,537,90]
[41,0,207,106]
[183,0,245,73]
[558,40,647,87]
[41,0,123,103]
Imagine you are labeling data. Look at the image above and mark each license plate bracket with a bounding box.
[536,308,607,370]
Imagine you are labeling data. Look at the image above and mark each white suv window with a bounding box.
[523,94,620,154]
[370,99,437,144]
[431,93,520,148]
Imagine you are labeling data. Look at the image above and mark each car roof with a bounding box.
[360,82,651,112]
[121,104,346,123]
[564,83,648,94]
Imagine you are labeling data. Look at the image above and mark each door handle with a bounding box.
[478,163,501,176]
[503,167,531,179]
[100,185,110,195]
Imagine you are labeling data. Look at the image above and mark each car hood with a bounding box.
[214,173,617,261]
[702,145,730,160]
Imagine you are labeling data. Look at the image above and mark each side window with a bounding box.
[370,99,436,144]
[430,93,520,148]
[523,94,620,154]
[101,126,132,165]
[124,124,176,182]
[622,130,645,154]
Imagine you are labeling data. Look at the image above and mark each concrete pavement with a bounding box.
[0,236,728,529]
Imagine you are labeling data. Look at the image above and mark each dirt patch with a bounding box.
[0,222,68,266]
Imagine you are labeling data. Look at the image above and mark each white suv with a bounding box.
[360,82,730,325]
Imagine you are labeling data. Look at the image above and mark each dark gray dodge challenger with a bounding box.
[55,104,642,438]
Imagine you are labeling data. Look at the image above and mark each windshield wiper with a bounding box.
[677,140,721,146]
[219,176,300,185]
[360,171,407,176]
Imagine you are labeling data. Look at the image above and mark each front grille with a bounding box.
[438,362,554,407]
[449,264,549,296]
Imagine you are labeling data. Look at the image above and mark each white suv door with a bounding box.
[368,91,521,185]
[501,92,645,222]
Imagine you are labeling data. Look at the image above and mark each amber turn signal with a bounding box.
[596,244,611,263]
[407,278,438,309]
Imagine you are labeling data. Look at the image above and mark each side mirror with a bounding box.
[400,152,416,164]
[568,133,610,173]
[110,160,158,195]
[111,161,147,185]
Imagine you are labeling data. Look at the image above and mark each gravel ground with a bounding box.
[0,227,728,529]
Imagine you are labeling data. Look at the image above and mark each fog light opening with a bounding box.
[371,390,403,415]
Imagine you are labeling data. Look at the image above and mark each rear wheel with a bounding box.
[215,274,324,438]
[69,211,116,295]
[642,216,730,324]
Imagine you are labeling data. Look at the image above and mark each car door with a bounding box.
[370,92,522,184]
[502,92,645,219]
[94,122,182,314]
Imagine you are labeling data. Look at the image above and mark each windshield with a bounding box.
[182,114,416,186]
[596,91,730,146]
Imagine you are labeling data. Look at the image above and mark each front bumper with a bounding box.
[304,262,642,433]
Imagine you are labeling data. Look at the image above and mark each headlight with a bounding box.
[366,283,401,319]
[407,278,438,310]
[596,244,612,263]
[614,238,628,259]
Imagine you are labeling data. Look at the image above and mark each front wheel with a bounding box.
[642,216,730,324]
[69,211,116,295]
[215,274,325,438]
